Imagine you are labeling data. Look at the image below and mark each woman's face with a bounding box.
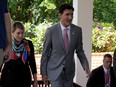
[13,28,24,43]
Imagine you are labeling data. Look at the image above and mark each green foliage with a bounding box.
[9,0,116,53]
[93,0,116,23]
[24,21,52,53]
[92,23,116,52]
[113,19,116,30]
[93,0,116,52]
[8,0,35,22]
[8,0,72,24]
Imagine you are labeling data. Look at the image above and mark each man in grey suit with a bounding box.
[40,3,90,87]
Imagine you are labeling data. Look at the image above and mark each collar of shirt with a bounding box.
[60,22,71,41]
[103,65,110,73]
[60,22,70,31]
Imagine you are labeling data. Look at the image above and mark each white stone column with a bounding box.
[73,0,93,87]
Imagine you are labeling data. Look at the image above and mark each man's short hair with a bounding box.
[103,54,112,60]
[59,3,74,14]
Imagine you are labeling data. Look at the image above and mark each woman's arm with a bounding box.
[33,74,38,87]
[28,40,38,87]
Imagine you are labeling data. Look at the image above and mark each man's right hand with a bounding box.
[42,74,48,85]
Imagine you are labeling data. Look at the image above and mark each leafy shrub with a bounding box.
[24,22,52,53]
[92,23,116,52]
[24,22,116,53]
[93,0,116,23]
[113,19,116,30]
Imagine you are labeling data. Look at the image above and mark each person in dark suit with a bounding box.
[40,3,90,87]
[86,54,116,87]
[113,49,116,78]
[0,0,12,66]
[0,21,38,87]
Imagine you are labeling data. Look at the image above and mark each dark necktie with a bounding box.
[64,29,69,52]
[105,70,110,87]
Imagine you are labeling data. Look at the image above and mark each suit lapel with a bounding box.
[57,23,66,51]
[101,66,106,85]
[68,24,74,52]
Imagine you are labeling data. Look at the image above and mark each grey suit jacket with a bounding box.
[40,23,89,81]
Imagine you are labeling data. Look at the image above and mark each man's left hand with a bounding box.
[4,44,12,62]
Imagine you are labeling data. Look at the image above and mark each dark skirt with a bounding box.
[1,58,31,87]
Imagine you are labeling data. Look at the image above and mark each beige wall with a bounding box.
[73,0,93,87]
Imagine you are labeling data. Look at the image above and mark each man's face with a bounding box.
[59,9,73,27]
[103,57,112,69]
